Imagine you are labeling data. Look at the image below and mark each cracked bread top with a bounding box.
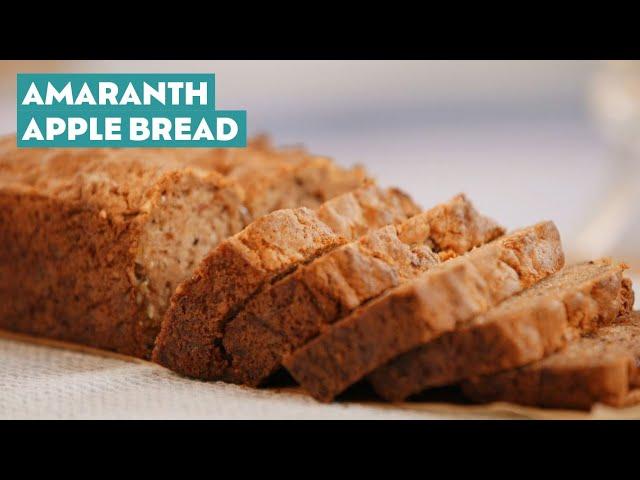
[397,193,505,257]
[0,135,244,216]
[0,133,369,218]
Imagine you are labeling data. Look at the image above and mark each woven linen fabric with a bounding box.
[0,336,454,420]
[3,335,640,420]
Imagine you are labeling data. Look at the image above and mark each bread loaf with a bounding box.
[0,145,246,357]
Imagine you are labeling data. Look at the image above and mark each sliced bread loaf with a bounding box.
[0,136,369,358]
[462,311,640,410]
[369,259,634,401]
[0,144,249,358]
[222,194,504,386]
[152,185,420,378]
[283,221,565,402]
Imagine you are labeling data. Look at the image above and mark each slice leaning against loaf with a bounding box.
[222,194,504,386]
[461,311,640,410]
[282,221,565,402]
[152,185,420,378]
[369,259,635,401]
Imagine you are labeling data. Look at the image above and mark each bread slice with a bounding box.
[222,194,504,386]
[283,221,565,402]
[152,185,420,378]
[462,311,640,410]
[369,259,635,401]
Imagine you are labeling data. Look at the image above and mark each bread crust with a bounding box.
[152,186,420,378]
[369,259,634,401]
[222,194,504,386]
[283,221,565,402]
[0,134,369,218]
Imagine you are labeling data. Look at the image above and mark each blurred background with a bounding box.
[1,60,638,283]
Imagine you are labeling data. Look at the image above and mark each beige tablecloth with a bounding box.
[2,329,640,420]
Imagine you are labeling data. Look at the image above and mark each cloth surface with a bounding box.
[2,307,640,420]
[0,335,457,420]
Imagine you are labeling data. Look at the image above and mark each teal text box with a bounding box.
[16,73,247,148]
[17,73,216,111]
[17,110,247,148]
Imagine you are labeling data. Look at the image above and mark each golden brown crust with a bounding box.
[152,186,420,378]
[0,134,369,218]
[0,141,224,215]
[222,195,503,386]
[283,221,565,402]
[462,311,640,410]
[369,259,633,401]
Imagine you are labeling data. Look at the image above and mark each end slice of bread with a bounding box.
[462,310,640,410]
[369,259,634,401]
[283,221,565,402]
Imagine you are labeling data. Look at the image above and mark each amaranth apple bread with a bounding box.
[0,144,249,358]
